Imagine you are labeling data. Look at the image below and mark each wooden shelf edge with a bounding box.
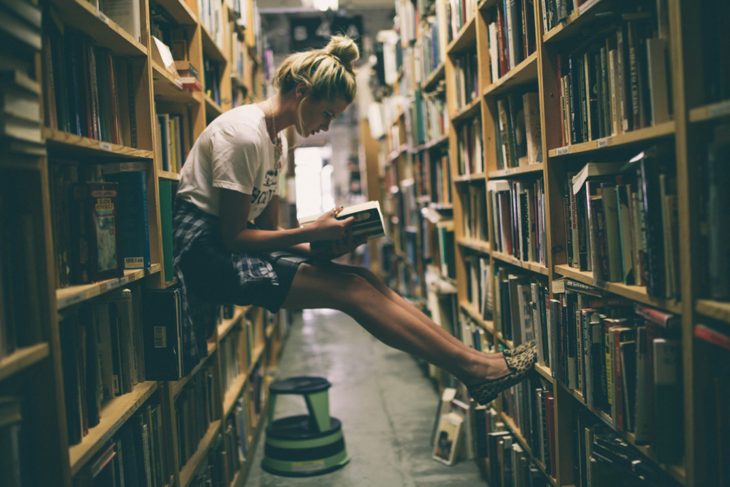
[159,170,182,181]
[454,172,486,183]
[44,128,155,160]
[548,121,675,158]
[492,251,549,276]
[223,373,247,418]
[446,14,477,55]
[217,306,250,339]
[179,419,223,487]
[201,26,228,64]
[155,0,197,25]
[57,267,160,310]
[488,163,544,179]
[696,299,730,325]
[451,97,481,123]
[170,349,217,399]
[457,237,491,254]
[482,52,538,97]
[422,62,445,92]
[542,0,604,45]
[534,362,552,382]
[69,381,158,475]
[205,95,224,116]
[554,264,682,314]
[460,301,495,334]
[0,343,50,382]
[690,99,730,123]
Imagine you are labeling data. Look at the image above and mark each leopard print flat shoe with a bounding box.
[466,346,537,405]
[502,340,537,358]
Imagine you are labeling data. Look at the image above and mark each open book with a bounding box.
[298,200,387,243]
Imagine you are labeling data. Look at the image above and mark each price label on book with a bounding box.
[596,137,609,148]
[99,141,113,151]
[555,146,570,156]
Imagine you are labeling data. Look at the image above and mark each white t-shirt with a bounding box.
[177,104,286,221]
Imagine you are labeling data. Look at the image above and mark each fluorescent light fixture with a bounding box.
[309,0,337,11]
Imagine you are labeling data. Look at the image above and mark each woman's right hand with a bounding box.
[311,207,354,241]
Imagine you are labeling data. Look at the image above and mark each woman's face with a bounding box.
[296,96,349,137]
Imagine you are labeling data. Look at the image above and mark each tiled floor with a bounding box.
[245,309,484,487]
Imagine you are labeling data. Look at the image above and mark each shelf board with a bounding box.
[696,299,730,325]
[201,26,227,64]
[451,96,481,124]
[548,121,675,158]
[155,0,197,25]
[496,410,557,487]
[152,62,201,105]
[159,170,181,181]
[44,128,155,160]
[415,133,449,152]
[482,52,538,98]
[50,0,147,57]
[179,419,223,487]
[478,0,499,11]
[554,264,682,314]
[559,381,686,484]
[460,302,495,334]
[223,373,247,418]
[542,0,607,45]
[534,362,552,382]
[0,343,50,383]
[447,14,477,56]
[205,95,224,118]
[69,381,158,475]
[689,99,730,123]
[488,164,544,179]
[492,251,549,276]
[57,265,161,310]
[388,144,409,162]
[457,237,491,254]
[170,347,217,399]
[217,306,250,339]
[422,62,445,92]
[454,172,486,183]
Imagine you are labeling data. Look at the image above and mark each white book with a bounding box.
[571,161,623,195]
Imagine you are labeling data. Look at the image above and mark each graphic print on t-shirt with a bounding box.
[251,167,278,207]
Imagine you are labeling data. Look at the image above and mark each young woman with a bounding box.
[174,35,536,405]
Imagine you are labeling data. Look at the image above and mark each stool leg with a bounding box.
[304,390,331,433]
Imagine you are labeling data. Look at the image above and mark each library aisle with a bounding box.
[247,309,483,487]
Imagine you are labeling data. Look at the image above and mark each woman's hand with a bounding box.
[310,206,355,241]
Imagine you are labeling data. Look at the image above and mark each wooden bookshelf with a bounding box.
[365,0,715,484]
[11,1,288,486]
[69,381,159,475]
[497,410,557,487]
[422,62,445,92]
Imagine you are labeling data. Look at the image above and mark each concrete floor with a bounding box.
[245,309,484,487]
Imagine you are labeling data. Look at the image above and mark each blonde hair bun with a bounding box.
[324,35,359,71]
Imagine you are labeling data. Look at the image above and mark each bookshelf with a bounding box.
[0,0,289,486]
[365,0,727,486]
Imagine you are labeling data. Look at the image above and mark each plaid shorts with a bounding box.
[174,199,309,316]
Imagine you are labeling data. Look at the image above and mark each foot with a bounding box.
[465,345,537,405]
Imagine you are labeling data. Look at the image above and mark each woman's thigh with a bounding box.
[280,262,378,311]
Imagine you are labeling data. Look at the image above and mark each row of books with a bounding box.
[446,0,478,41]
[0,176,44,360]
[702,0,730,104]
[157,112,186,173]
[59,288,147,445]
[495,91,542,169]
[420,204,452,274]
[461,184,488,241]
[551,279,683,464]
[51,161,151,287]
[176,360,220,469]
[417,17,444,83]
[42,23,137,147]
[150,1,190,61]
[1,0,44,147]
[0,396,24,487]
[464,253,493,320]
[538,0,577,33]
[456,116,484,175]
[425,149,452,204]
[74,402,170,487]
[411,88,447,146]
[198,0,224,49]
[494,268,550,352]
[565,148,679,299]
[204,57,222,106]
[452,52,479,109]
[488,177,548,265]
[485,0,537,82]
[556,9,671,146]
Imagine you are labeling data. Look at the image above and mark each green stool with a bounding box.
[261,376,350,477]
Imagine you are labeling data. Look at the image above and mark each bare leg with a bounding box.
[281,263,508,385]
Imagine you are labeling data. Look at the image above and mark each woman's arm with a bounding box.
[254,195,311,254]
[219,188,352,253]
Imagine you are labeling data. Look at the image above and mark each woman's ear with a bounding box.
[295,82,309,99]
